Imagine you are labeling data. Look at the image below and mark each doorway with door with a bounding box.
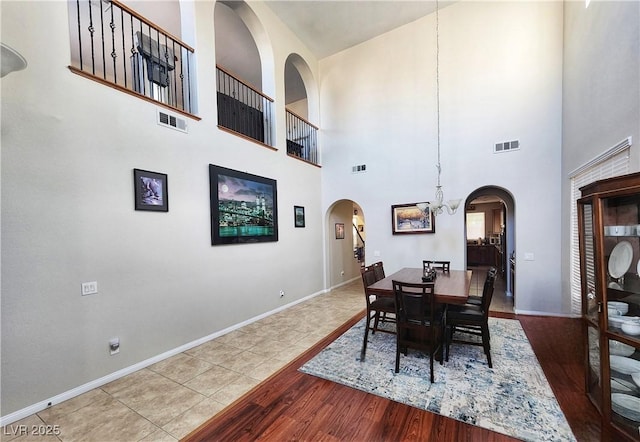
[465,186,515,314]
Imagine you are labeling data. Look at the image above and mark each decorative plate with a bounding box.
[610,355,640,375]
[609,316,627,327]
[611,377,637,394]
[609,340,636,357]
[608,241,633,278]
[611,393,640,422]
[608,281,623,290]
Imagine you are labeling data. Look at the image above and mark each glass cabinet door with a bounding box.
[600,193,640,437]
[580,201,602,406]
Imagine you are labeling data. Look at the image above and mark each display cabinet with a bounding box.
[578,172,640,442]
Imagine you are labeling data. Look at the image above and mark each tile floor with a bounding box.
[1,281,365,442]
[469,265,513,313]
[1,267,513,442]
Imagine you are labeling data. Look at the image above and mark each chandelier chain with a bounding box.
[435,0,441,187]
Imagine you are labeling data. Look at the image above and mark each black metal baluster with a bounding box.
[75,0,83,70]
[129,15,136,92]
[154,26,161,100]
[98,0,106,80]
[185,50,191,113]
[138,21,146,96]
[87,0,96,75]
[119,7,127,89]
[109,3,117,83]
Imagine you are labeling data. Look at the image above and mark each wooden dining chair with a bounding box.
[371,261,386,281]
[445,267,497,367]
[360,265,395,361]
[392,280,444,383]
[423,260,450,273]
[466,267,497,306]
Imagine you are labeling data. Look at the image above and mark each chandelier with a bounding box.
[418,0,461,217]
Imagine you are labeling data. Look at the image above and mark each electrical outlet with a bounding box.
[279,290,285,298]
[109,338,120,355]
[81,281,98,296]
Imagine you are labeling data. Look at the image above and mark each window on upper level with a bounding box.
[67,0,196,116]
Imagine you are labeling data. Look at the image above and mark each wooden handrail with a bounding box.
[111,0,195,53]
[285,108,319,130]
[216,64,274,102]
[68,66,200,121]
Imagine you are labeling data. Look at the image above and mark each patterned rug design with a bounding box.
[299,317,575,441]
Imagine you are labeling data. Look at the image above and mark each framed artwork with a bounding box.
[209,164,278,245]
[294,206,305,228]
[391,202,435,234]
[134,169,168,212]
[335,223,345,239]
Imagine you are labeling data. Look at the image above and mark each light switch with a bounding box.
[524,253,535,261]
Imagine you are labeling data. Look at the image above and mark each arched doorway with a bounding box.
[325,199,365,289]
[465,186,516,313]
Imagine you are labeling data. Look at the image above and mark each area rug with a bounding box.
[299,317,575,442]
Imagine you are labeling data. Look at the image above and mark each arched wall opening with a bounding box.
[284,53,319,124]
[325,199,365,289]
[465,186,516,305]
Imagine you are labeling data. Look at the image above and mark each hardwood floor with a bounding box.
[184,312,601,442]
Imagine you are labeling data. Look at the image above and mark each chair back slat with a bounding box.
[392,280,436,325]
[361,265,377,287]
[371,261,385,281]
[423,260,450,273]
[480,267,498,313]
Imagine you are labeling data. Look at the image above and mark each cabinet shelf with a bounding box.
[604,225,640,236]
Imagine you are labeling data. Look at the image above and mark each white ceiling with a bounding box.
[265,1,444,59]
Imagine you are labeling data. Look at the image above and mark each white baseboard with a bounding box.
[329,276,360,291]
[0,288,329,427]
[514,309,580,318]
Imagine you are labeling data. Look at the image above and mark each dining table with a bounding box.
[366,267,473,305]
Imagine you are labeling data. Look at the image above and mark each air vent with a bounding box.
[494,140,519,153]
[352,164,367,173]
[157,110,187,133]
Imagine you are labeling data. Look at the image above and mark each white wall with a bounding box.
[561,1,640,311]
[1,0,322,417]
[319,1,564,313]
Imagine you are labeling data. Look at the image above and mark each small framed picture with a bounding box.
[335,223,345,239]
[134,169,168,212]
[391,202,435,234]
[294,206,305,228]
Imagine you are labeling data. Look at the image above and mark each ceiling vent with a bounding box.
[494,140,519,153]
[157,110,187,133]
[352,164,367,173]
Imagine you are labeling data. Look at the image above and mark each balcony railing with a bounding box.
[68,0,195,115]
[216,66,274,146]
[286,110,319,166]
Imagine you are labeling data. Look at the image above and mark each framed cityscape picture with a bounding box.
[209,164,278,245]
